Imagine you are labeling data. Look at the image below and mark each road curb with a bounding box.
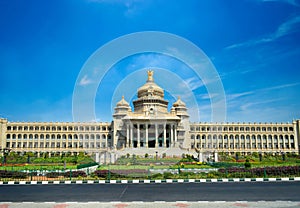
[1,177,300,185]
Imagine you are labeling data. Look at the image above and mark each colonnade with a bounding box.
[125,122,177,148]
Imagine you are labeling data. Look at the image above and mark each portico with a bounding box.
[113,70,189,149]
[124,121,179,148]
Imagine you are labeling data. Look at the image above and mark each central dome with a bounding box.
[137,70,164,98]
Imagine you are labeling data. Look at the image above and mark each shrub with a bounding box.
[151,173,163,179]
[46,172,61,178]
[244,159,251,169]
[0,170,27,179]
[163,172,173,179]
[63,171,87,178]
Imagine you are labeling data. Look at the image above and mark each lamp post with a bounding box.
[1,147,11,165]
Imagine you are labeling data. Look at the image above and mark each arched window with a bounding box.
[268,135,272,141]
[279,135,283,141]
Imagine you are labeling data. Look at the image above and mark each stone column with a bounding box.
[130,124,133,148]
[145,124,148,148]
[214,152,218,162]
[199,152,203,162]
[174,124,177,144]
[126,124,129,148]
[163,124,167,147]
[137,124,140,148]
[171,124,173,147]
[105,134,108,149]
[155,123,158,148]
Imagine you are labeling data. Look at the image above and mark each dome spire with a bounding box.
[147,70,154,82]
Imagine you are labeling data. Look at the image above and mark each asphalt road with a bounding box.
[0,182,299,202]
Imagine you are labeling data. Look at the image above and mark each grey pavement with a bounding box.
[1,201,300,208]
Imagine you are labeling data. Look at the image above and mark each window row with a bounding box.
[7,142,111,149]
[6,134,112,140]
[191,143,295,149]
[190,126,294,132]
[191,134,294,142]
[7,125,111,132]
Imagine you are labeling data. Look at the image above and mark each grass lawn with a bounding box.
[0,164,77,171]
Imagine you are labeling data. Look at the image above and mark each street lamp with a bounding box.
[1,147,11,165]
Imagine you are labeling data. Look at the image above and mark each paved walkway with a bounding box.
[1,201,300,208]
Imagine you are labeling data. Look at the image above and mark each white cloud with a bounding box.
[88,0,147,17]
[79,75,93,86]
[259,82,300,92]
[225,15,300,49]
[183,77,204,91]
[258,0,300,7]
[226,91,255,100]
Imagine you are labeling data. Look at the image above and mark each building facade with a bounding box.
[1,71,300,157]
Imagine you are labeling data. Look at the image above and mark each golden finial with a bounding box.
[147,70,154,82]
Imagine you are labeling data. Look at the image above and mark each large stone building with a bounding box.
[1,71,300,159]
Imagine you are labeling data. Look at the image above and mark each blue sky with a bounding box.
[0,0,300,123]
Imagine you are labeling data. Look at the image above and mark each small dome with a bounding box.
[116,96,130,107]
[173,96,186,107]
